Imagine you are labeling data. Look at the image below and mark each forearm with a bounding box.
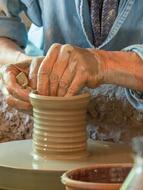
[0,38,31,66]
[96,50,143,91]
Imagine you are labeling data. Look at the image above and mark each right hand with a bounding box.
[0,56,44,112]
[37,44,106,96]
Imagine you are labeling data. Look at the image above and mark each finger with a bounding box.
[65,72,87,96]
[6,95,32,111]
[14,58,32,74]
[37,43,61,95]
[29,57,44,89]
[57,60,77,96]
[5,71,30,102]
[50,44,74,96]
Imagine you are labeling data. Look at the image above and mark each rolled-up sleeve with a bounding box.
[123,44,143,111]
[0,0,27,47]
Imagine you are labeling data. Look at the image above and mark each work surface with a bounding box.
[0,139,132,190]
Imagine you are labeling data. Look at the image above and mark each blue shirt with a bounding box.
[0,0,143,110]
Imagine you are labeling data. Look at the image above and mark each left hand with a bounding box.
[37,43,106,96]
[0,56,44,111]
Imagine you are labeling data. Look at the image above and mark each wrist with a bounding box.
[88,49,108,85]
[96,50,143,91]
[96,51,108,85]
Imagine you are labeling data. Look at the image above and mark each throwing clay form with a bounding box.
[29,92,90,160]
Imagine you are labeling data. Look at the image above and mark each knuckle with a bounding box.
[61,44,74,53]
[37,70,50,78]
[50,73,59,83]
[51,43,61,48]
[50,87,57,95]
[45,43,61,60]
[59,80,69,89]
[49,43,61,53]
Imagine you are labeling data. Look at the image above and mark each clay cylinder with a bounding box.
[29,92,90,160]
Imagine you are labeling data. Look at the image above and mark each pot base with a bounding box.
[32,150,89,160]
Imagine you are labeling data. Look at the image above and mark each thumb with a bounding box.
[29,56,45,89]
[14,58,33,74]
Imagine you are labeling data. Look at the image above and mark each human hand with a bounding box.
[37,43,106,96]
[0,56,44,111]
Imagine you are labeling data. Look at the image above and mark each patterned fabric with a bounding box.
[89,0,119,47]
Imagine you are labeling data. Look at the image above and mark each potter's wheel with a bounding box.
[0,139,132,190]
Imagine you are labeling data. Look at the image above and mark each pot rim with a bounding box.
[61,163,132,190]
[29,92,90,101]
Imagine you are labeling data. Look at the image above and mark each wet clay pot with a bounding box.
[61,164,132,190]
[29,92,90,160]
